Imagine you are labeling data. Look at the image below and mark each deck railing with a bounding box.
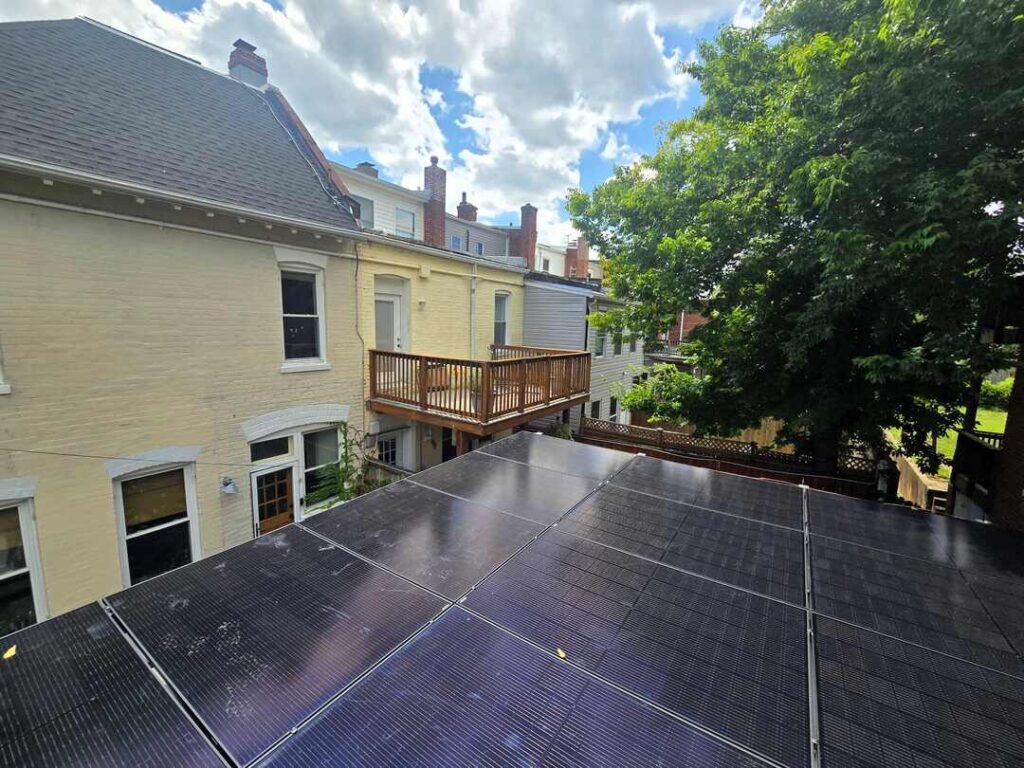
[369,345,591,424]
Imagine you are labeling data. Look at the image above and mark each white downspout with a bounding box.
[470,264,478,358]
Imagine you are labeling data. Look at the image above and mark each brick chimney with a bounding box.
[565,234,590,278]
[519,203,537,270]
[423,156,446,247]
[355,161,379,178]
[457,192,478,222]
[228,39,267,89]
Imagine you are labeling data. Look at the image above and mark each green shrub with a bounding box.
[979,377,1014,410]
[543,422,573,440]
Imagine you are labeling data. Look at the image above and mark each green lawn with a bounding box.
[898,408,1008,479]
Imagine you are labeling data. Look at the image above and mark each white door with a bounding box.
[374,295,402,352]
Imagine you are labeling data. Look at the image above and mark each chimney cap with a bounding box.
[233,39,257,53]
[430,156,438,166]
[461,192,467,202]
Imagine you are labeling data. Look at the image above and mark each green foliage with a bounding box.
[543,422,574,440]
[304,423,392,506]
[569,0,1024,471]
[980,377,1015,410]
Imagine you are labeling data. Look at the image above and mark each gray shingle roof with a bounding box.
[0,18,356,230]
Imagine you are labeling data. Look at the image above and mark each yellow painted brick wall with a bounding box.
[0,201,364,616]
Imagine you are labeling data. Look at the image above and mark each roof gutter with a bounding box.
[0,153,527,275]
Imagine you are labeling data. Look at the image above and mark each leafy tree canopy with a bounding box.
[569,0,1024,471]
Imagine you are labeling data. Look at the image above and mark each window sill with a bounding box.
[0,383,10,395]
[280,361,331,374]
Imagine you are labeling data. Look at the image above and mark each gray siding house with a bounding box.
[523,272,644,432]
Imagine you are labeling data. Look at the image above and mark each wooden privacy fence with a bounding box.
[580,417,877,480]
[369,346,591,425]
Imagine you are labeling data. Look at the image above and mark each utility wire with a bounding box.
[0,446,257,469]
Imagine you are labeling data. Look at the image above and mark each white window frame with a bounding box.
[377,435,399,466]
[352,195,375,229]
[475,242,484,256]
[395,208,416,239]
[609,397,619,423]
[0,340,9,395]
[249,424,343,531]
[594,329,606,358]
[494,292,510,346]
[279,263,329,373]
[451,234,462,251]
[542,257,550,273]
[113,463,202,588]
[0,491,47,629]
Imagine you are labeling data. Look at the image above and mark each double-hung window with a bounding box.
[494,293,509,346]
[542,258,550,272]
[613,334,623,356]
[590,400,601,419]
[303,428,340,501]
[475,242,484,256]
[281,269,325,364]
[116,467,199,586]
[594,329,606,357]
[629,337,637,353]
[609,397,619,423]
[0,500,45,635]
[396,208,416,238]
[451,234,462,251]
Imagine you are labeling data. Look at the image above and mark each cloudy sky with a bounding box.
[2,0,760,243]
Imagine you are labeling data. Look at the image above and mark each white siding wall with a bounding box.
[444,217,514,265]
[536,244,566,276]
[586,297,645,431]
[335,170,425,241]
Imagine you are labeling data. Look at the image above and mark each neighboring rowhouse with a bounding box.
[523,272,644,432]
[0,19,589,631]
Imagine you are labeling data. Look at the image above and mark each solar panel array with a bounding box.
[1,430,1023,767]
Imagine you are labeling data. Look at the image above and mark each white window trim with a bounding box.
[248,424,344,532]
[395,207,416,239]
[0,492,47,626]
[279,262,329,373]
[112,462,202,588]
[0,343,9,395]
[451,234,462,250]
[594,329,606,358]
[494,291,510,346]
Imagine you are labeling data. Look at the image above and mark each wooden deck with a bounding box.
[368,345,591,435]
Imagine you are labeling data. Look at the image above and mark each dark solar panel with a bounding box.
[480,430,635,480]
[811,536,1023,675]
[807,490,952,563]
[609,454,710,501]
[304,481,544,598]
[939,514,1024,580]
[693,471,804,530]
[409,450,600,524]
[560,484,805,604]
[964,572,1024,659]
[259,608,770,768]
[107,525,446,765]
[815,615,1024,768]
[464,530,809,767]
[0,602,220,768]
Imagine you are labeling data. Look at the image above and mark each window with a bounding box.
[613,334,623,356]
[352,195,374,229]
[0,502,44,635]
[250,436,291,463]
[542,258,550,272]
[475,242,484,256]
[451,234,462,250]
[377,436,398,466]
[116,467,198,586]
[396,208,416,238]
[303,428,340,500]
[494,293,509,346]
[281,269,324,362]
[609,397,619,423]
[594,329,606,357]
[590,400,601,419]
[629,337,637,353]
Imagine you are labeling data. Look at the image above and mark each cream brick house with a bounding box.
[0,18,588,633]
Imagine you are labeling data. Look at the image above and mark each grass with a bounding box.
[892,408,1008,479]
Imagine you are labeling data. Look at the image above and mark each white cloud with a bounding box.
[0,0,746,242]
[732,0,763,29]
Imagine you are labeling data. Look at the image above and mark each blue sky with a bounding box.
[2,0,752,242]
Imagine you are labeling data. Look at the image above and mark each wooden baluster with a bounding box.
[517,360,526,412]
[369,351,378,400]
[418,358,428,411]
[480,362,491,422]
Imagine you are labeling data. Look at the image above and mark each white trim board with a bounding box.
[105,446,204,480]
[243,403,350,443]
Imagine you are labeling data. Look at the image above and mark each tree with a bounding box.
[569,0,1024,473]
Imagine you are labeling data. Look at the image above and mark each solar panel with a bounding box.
[610,454,710,501]
[560,484,805,604]
[808,490,952,562]
[938,514,1024,580]
[480,430,635,480]
[811,535,1023,675]
[693,471,804,530]
[463,530,809,767]
[409,450,600,524]
[0,602,221,768]
[303,480,544,599]
[107,525,447,765]
[815,615,1024,768]
[258,608,770,768]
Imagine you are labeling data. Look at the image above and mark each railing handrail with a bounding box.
[370,347,589,366]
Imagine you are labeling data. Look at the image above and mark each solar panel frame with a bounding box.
[408,450,602,524]
[258,608,773,768]
[479,430,635,480]
[463,529,810,767]
[303,480,545,599]
[107,525,447,765]
[0,602,222,768]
